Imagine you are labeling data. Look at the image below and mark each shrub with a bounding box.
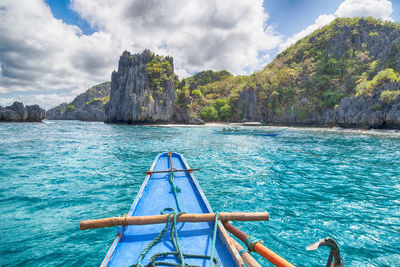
[380,90,400,104]
[146,56,173,90]
[200,106,218,121]
[355,79,372,97]
[371,68,400,88]
[86,95,110,105]
[372,103,383,111]
[67,105,74,112]
[368,31,379,38]
[191,89,203,99]
[355,69,400,97]
[213,98,228,112]
[368,60,378,74]
[219,104,232,121]
[322,90,345,108]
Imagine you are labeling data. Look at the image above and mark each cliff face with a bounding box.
[106,50,176,124]
[324,80,400,128]
[46,82,110,121]
[176,17,400,128]
[0,102,45,122]
[253,17,400,127]
[43,18,400,128]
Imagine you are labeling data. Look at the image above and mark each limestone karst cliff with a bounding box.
[105,50,177,124]
[178,17,400,128]
[46,17,400,128]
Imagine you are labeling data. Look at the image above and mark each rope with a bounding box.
[131,208,219,267]
[147,252,218,266]
[208,212,219,267]
[238,249,247,255]
[168,171,182,212]
[133,209,179,267]
[244,236,263,253]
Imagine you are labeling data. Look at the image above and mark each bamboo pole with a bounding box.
[144,168,200,175]
[80,212,269,230]
[229,237,261,267]
[223,222,295,267]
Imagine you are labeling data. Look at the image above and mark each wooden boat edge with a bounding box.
[100,153,160,267]
[179,153,244,267]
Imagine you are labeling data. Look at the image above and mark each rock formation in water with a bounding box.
[45,17,400,128]
[325,79,400,128]
[0,102,45,122]
[177,17,400,128]
[105,50,177,124]
[46,82,110,121]
[253,17,400,128]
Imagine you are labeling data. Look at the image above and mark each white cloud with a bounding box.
[0,0,119,109]
[335,0,393,20]
[0,0,282,109]
[279,0,394,52]
[71,0,282,75]
[0,88,83,110]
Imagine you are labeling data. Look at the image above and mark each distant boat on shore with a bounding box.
[213,128,279,136]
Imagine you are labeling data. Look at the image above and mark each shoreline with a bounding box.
[41,119,400,136]
[126,123,400,136]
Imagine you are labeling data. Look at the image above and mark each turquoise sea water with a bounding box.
[0,120,399,266]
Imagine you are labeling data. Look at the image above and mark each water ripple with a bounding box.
[0,121,399,266]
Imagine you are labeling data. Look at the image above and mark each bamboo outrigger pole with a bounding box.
[229,237,261,267]
[80,212,269,230]
[223,222,295,267]
[144,168,200,175]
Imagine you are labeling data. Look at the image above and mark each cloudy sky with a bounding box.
[0,0,398,109]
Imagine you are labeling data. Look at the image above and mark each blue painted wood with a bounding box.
[101,152,238,266]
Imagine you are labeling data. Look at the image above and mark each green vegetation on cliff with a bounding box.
[67,105,75,112]
[146,54,178,95]
[86,95,110,105]
[57,17,400,126]
[356,68,400,97]
[46,81,110,121]
[175,17,400,123]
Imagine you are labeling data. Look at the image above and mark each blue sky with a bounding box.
[45,0,96,35]
[264,0,343,36]
[46,0,400,47]
[265,0,400,35]
[1,0,398,108]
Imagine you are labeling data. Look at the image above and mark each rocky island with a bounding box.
[0,102,45,122]
[46,82,110,121]
[46,17,400,129]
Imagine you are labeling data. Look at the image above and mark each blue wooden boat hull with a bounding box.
[101,152,241,266]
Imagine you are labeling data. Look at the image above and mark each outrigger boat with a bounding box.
[80,152,344,267]
[213,127,278,136]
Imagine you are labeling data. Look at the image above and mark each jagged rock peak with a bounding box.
[106,49,177,124]
[0,102,45,122]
